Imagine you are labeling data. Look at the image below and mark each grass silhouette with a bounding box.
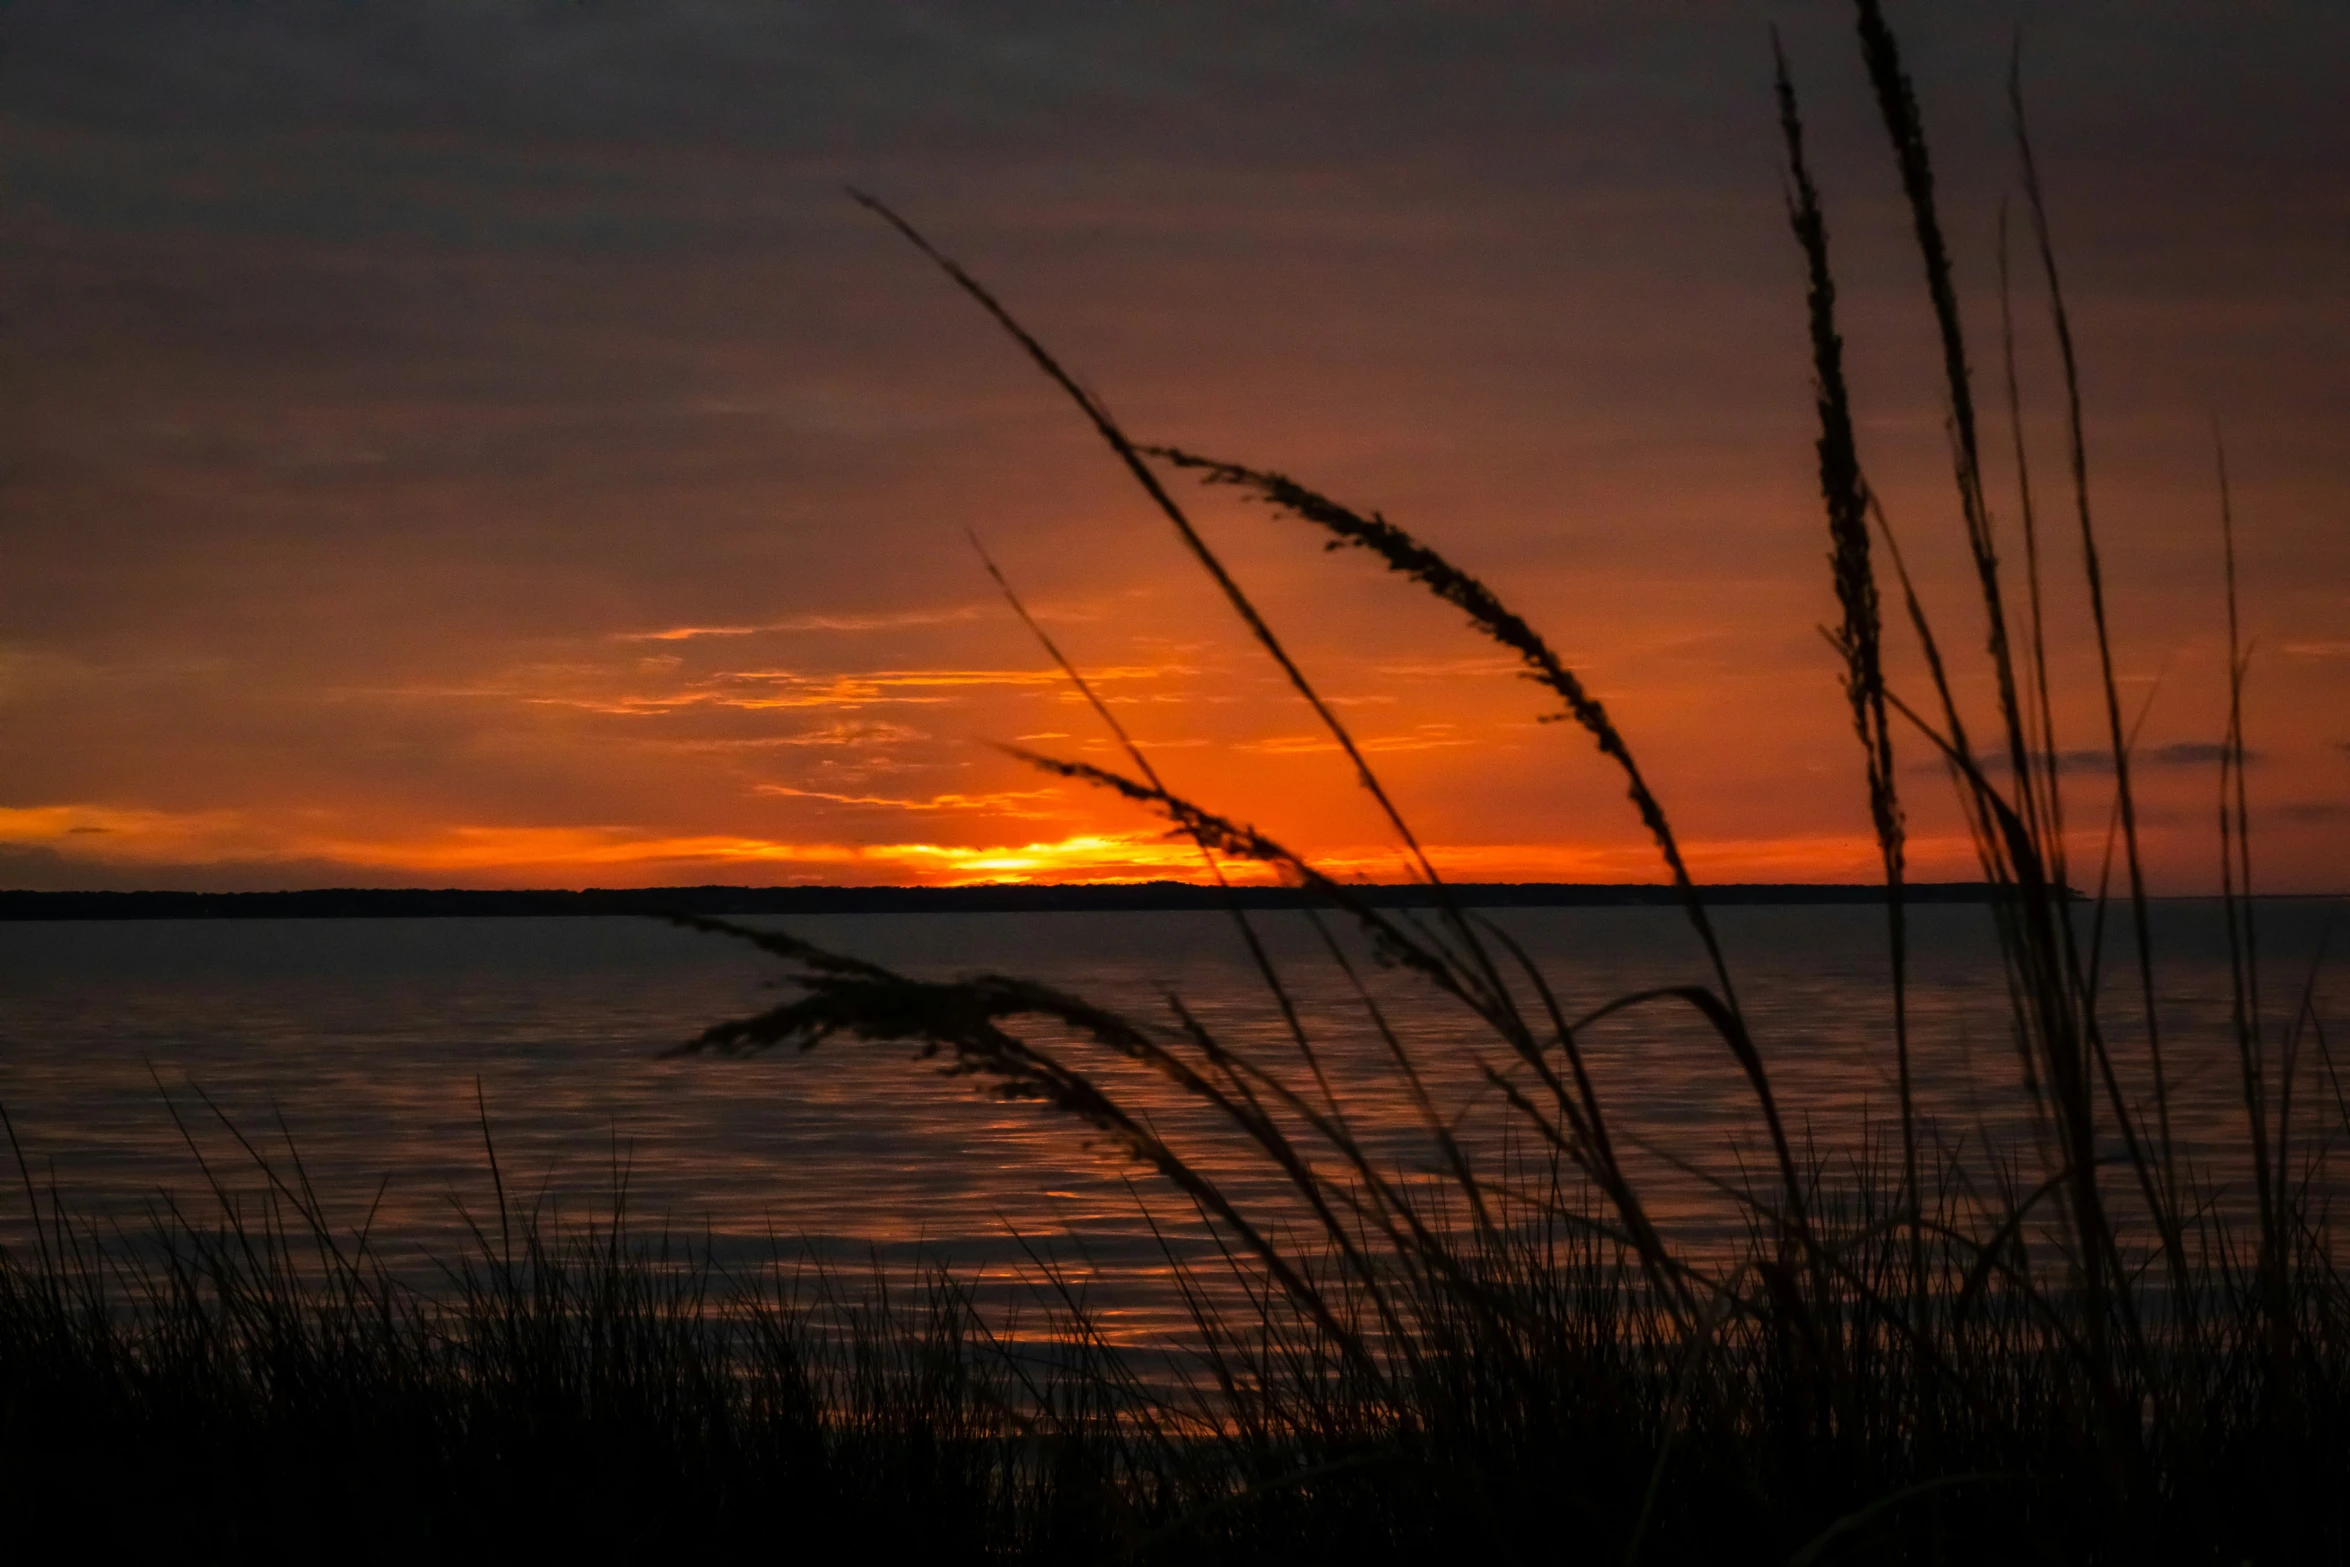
[3,6,2343,1562]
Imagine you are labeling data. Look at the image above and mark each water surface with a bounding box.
[1,901,2338,1336]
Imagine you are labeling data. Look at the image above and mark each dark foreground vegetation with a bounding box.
[5,7,2342,1561]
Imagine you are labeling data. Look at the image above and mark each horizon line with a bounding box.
[8,880,2333,922]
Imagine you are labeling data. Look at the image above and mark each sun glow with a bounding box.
[2,797,2012,891]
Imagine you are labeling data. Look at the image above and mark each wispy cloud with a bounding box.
[527,688,957,715]
[1371,656,1525,679]
[1234,724,1475,756]
[649,721,931,751]
[0,803,254,857]
[756,784,1063,817]
[510,663,1197,717]
[615,606,989,642]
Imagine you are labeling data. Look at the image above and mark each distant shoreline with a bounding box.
[0,881,2110,920]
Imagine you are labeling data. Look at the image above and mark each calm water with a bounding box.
[1,902,2340,1337]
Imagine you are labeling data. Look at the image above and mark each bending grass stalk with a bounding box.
[672,885,1583,1377]
[1996,202,2069,885]
[2011,43,2193,1313]
[1994,186,2196,1357]
[664,912,1386,1383]
[1867,499,2061,1179]
[1854,9,2132,1366]
[986,751,1509,1247]
[1853,0,2039,825]
[2010,42,2164,1013]
[1874,682,2156,1371]
[1121,446,1814,1252]
[967,535,1373,1208]
[1140,446,1742,1025]
[1470,916,1686,1317]
[846,190,1522,1043]
[2214,434,2285,1343]
[851,188,1853,1283]
[967,536,1544,1329]
[1773,33,1923,1361]
[1001,742,1809,1290]
[1872,478,2143,1398]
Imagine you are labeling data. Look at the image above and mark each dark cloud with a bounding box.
[2143,742,2252,769]
[1944,743,2259,778]
[11,3,2348,236]
[0,4,1837,160]
[0,843,77,887]
[0,849,444,895]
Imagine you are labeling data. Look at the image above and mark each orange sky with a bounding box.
[4,3,2346,894]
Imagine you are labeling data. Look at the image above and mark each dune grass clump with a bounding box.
[0,1100,1164,1563]
[2,5,2343,1562]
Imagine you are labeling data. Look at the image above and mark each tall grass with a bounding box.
[4,6,2343,1561]
[677,4,2349,1556]
[0,1097,1170,1562]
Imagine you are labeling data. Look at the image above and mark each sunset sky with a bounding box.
[5,2,2345,893]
